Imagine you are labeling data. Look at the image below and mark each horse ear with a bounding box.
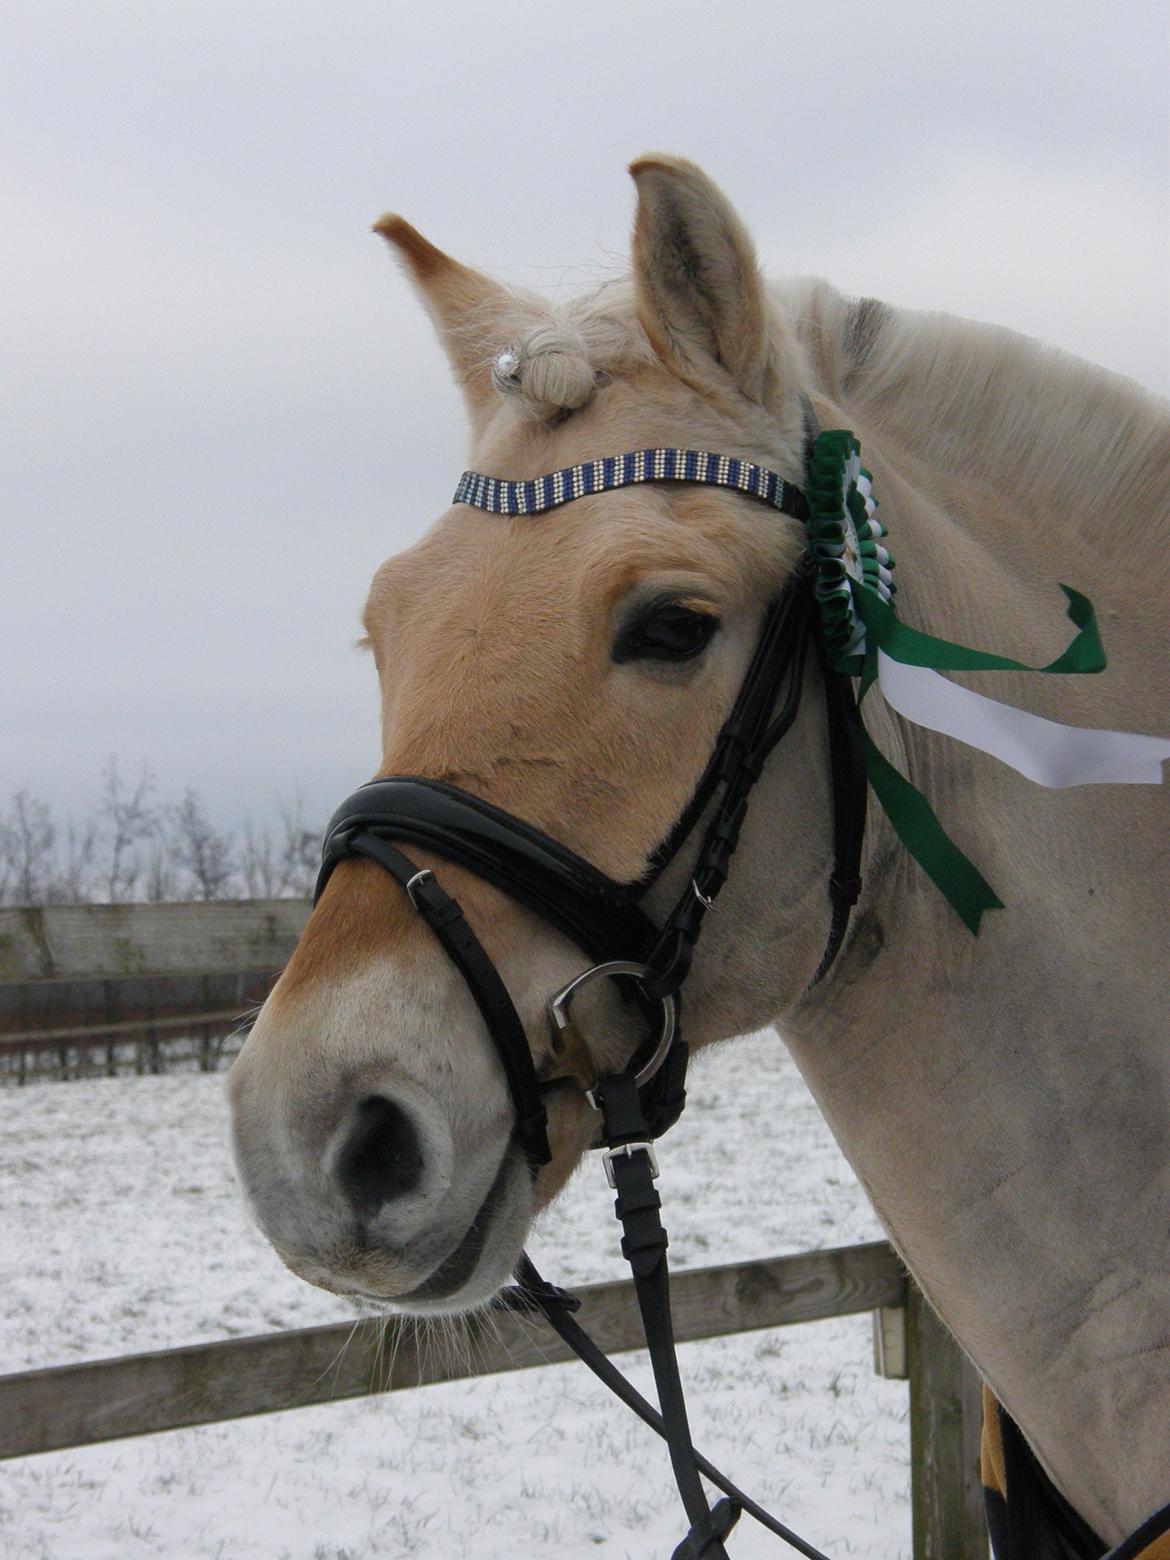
[629,156,782,408]
[373,214,509,425]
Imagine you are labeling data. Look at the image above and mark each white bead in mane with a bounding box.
[486,286,647,419]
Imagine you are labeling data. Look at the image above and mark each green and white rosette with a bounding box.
[806,430,893,674]
[806,429,1170,934]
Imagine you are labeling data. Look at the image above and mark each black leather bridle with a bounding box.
[313,421,868,1558]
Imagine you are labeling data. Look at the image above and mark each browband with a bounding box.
[453,447,809,520]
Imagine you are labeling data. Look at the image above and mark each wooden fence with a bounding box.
[0,902,988,1558]
[0,1008,250,1082]
[0,900,302,1082]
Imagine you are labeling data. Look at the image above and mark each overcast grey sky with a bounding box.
[3,0,1167,833]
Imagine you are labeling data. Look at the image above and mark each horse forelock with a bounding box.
[443,277,656,423]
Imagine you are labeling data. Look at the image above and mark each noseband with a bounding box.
[314,421,866,1559]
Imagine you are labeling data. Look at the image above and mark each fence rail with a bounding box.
[0,1007,245,1048]
[0,900,303,1080]
[0,899,309,983]
[0,1009,247,1083]
[1,901,988,1557]
[0,1241,986,1556]
[0,1242,901,1457]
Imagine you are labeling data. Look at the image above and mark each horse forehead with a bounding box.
[364,385,789,634]
[366,508,592,636]
[369,485,706,624]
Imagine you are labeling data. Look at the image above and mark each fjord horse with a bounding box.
[229,156,1170,1551]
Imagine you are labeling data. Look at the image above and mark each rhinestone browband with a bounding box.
[453,448,808,520]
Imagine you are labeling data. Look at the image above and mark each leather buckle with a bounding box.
[405,868,436,910]
[601,1140,659,1190]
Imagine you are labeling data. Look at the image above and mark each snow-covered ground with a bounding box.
[0,1032,910,1559]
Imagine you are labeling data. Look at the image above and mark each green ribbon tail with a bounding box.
[861,730,1004,934]
[853,583,1106,675]
[846,582,1106,932]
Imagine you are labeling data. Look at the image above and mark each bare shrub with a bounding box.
[168,790,236,901]
[0,766,320,907]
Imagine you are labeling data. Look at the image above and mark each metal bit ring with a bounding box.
[548,960,676,1089]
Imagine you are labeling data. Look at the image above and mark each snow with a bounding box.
[0,1033,911,1558]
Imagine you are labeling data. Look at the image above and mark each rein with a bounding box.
[315,419,866,1558]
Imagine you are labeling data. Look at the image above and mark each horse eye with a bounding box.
[613,603,720,664]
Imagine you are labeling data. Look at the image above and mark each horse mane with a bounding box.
[779,277,1170,565]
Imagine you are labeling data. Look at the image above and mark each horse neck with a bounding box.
[759,285,1170,1545]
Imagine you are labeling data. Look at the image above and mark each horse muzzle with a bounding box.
[227,982,537,1311]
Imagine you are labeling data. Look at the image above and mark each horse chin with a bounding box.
[379,1085,596,1315]
[287,1143,533,1318]
[389,1146,533,1315]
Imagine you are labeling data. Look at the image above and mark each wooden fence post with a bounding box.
[908,1282,988,1560]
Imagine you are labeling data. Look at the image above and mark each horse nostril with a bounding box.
[336,1095,425,1216]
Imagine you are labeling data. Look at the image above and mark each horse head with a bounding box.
[227,157,840,1310]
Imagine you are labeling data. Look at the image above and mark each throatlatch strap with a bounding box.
[810,628,868,987]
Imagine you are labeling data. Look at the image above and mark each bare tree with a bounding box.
[0,790,57,905]
[0,765,318,906]
[169,789,236,900]
[278,795,319,897]
[143,829,180,902]
[98,758,156,902]
[243,794,318,898]
[242,818,281,898]
[0,802,17,905]
[60,815,98,902]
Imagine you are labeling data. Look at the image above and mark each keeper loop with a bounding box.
[830,872,863,905]
[671,1497,743,1558]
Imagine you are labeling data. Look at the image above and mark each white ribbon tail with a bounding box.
[876,650,1170,788]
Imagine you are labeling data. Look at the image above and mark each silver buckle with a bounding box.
[548,960,677,1090]
[601,1140,659,1190]
[405,868,435,910]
